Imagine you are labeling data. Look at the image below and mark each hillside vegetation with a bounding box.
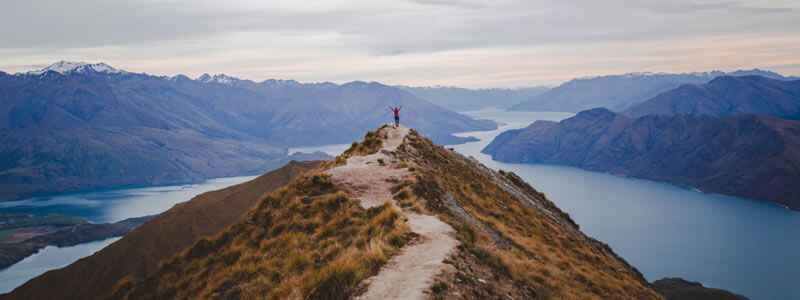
[105,126,661,299]
[2,161,321,300]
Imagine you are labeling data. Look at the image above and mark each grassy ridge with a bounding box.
[397,129,661,299]
[112,172,411,299]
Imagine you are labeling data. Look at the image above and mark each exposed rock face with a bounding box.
[1,161,320,300]
[653,278,749,300]
[626,76,800,119]
[483,108,800,210]
[0,68,492,201]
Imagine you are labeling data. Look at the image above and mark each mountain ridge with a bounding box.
[625,75,800,119]
[102,126,661,299]
[23,61,126,76]
[483,108,800,210]
[0,62,494,201]
[511,69,795,113]
[398,85,549,111]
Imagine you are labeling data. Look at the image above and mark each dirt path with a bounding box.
[327,126,459,300]
[327,126,411,208]
[356,213,458,300]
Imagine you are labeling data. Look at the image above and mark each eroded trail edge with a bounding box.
[327,126,459,300]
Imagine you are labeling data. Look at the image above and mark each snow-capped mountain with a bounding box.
[24,61,127,75]
[196,73,242,85]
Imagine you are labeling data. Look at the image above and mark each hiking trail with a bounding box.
[327,125,459,300]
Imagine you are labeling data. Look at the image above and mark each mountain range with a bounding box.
[511,69,795,113]
[398,85,549,111]
[625,76,800,119]
[484,107,800,210]
[0,61,495,201]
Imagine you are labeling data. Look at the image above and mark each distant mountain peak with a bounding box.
[196,73,241,84]
[169,74,192,81]
[573,71,723,81]
[25,61,126,75]
[260,79,301,86]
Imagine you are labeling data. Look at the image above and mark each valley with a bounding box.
[0,63,494,202]
[0,109,791,298]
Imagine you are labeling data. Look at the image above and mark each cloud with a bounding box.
[406,0,487,9]
[0,0,798,87]
[636,0,793,14]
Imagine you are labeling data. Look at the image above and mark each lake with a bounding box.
[283,108,800,300]
[0,176,255,293]
[0,176,255,223]
[0,238,120,293]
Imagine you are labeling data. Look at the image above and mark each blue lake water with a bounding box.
[0,176,255,223]
[0,176,255,293]
[0,237,120,293]
[1,109,798,299]
[282,108,800,300]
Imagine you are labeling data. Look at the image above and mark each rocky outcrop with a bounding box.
[483,108,800,210]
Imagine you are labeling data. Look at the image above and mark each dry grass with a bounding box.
[340,127,387,159]
[109,128,661,300]
[397,130,662,300]
[111,171,411,300]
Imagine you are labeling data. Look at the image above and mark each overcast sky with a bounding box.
[1,0,798,87]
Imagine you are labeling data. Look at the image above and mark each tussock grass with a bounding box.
[398,130,662,300]
[341,127,387,159]
[111,128,661,300]
[112,170,410,300]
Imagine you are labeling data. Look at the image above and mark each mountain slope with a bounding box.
[2,160,321,300]
[625,76,800,119]
[0,62,494,201]
[511,70,792,112]
[101,126,660,299]
[483,108,800,210]
[242,80,497,146]
[398,85,549,111]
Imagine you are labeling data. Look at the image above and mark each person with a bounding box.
[389,106,402,128]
